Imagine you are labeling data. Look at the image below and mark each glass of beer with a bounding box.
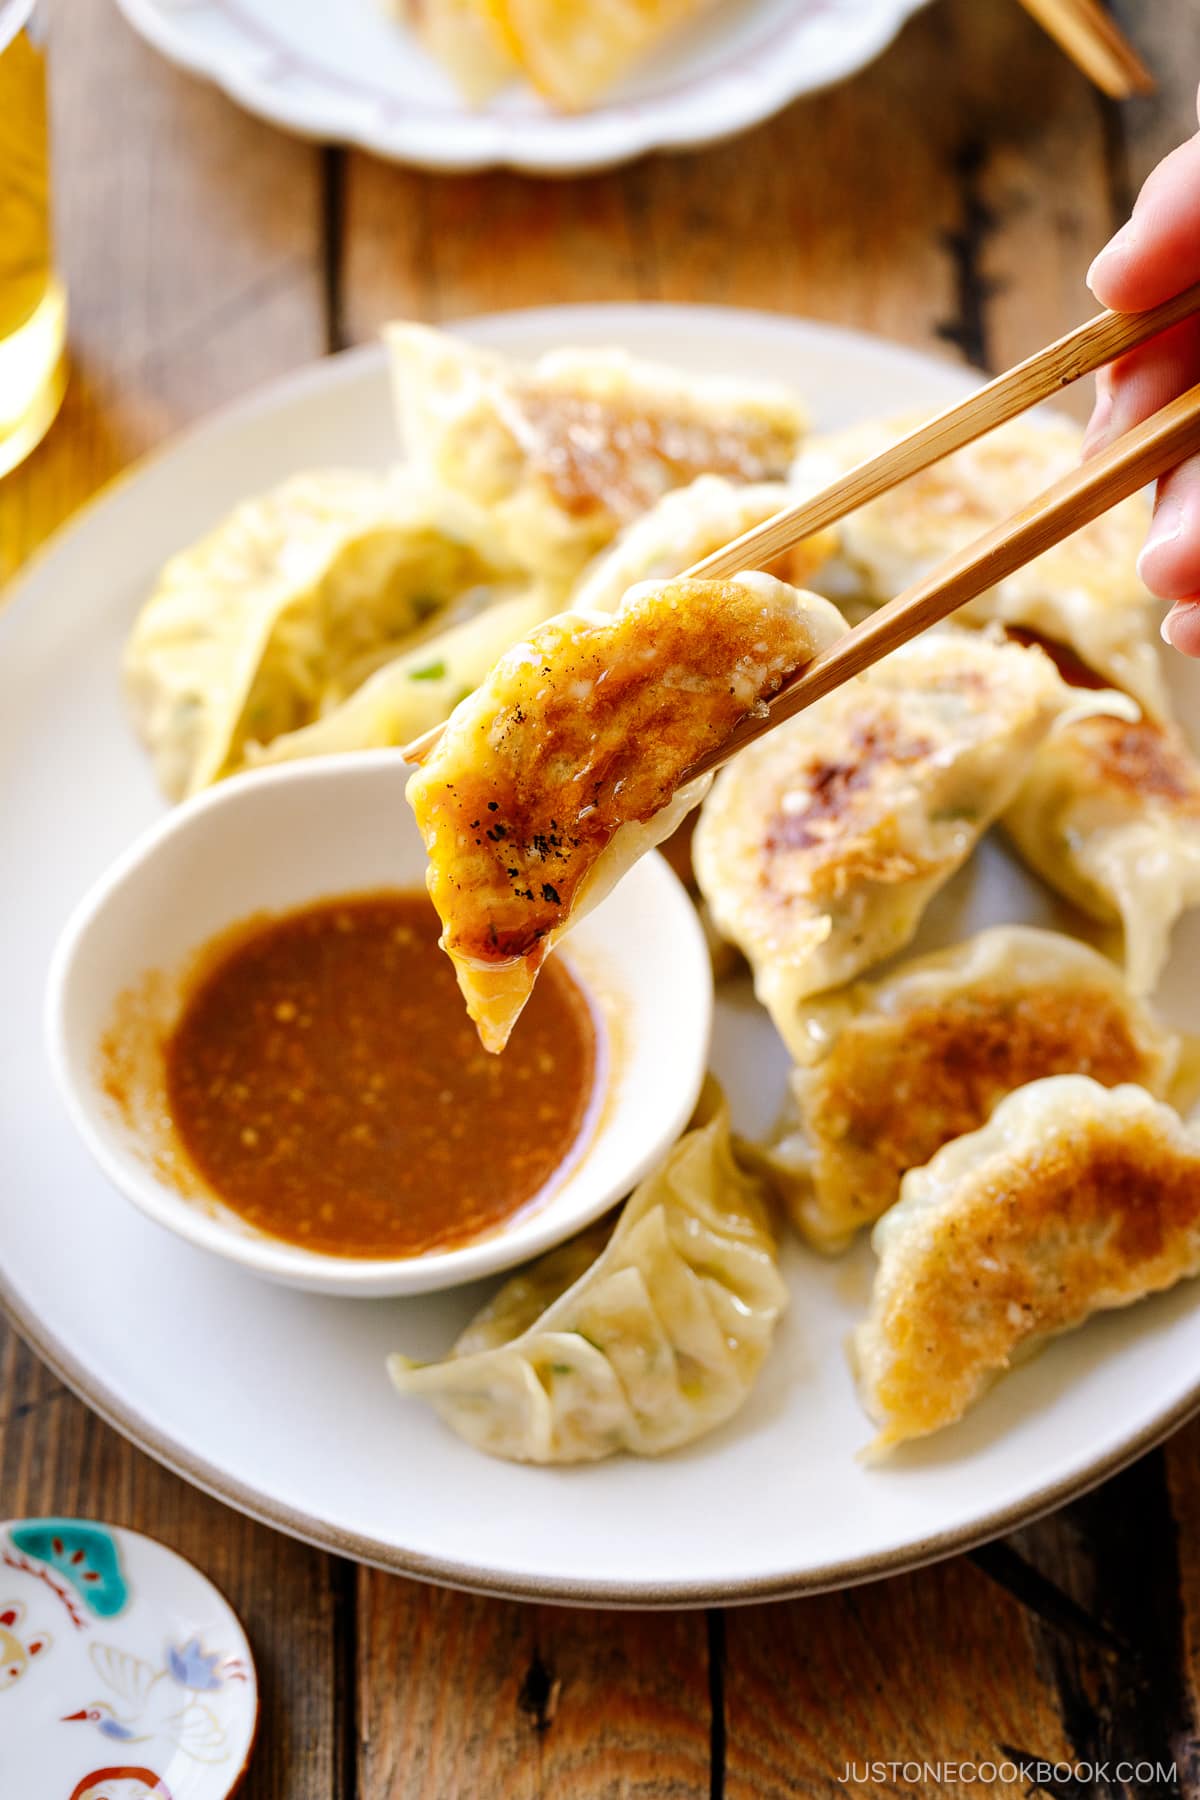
[0,0,66,479]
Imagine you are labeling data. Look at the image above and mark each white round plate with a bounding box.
[0,1517,257,1798]
[112,0,931,173]
[5,305,1200,1607]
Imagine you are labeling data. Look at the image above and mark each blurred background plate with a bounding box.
[110,0,933,173]
[4,305,1200,1605]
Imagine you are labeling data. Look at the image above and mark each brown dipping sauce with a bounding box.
[160,891,600,1259]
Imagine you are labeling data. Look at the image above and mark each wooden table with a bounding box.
[3,2,1200,1793]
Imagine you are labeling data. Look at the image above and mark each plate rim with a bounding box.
[5,300,1199,1607]
[109,0,933,174]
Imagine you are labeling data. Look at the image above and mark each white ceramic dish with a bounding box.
[45,751,711,1297]
[112,0,932,174]
[5,304,1200,1607]
[1,1516,258,1798]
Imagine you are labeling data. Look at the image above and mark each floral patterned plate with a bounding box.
[0,1520,257,1800]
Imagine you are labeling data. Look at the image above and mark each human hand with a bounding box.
[1086,101,1200,654]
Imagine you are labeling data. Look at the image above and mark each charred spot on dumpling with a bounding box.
[856,1079,1200,1447]
[521,391,798,522]
[1075,715,1200,812]
[409,575,846,1051]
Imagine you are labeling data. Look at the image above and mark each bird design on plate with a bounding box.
[62,1638,249,1762]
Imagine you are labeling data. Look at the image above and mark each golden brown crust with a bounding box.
[868,1109,1200,1442]
[809,988,1161,1233]
[409,578,841,978]
[520,391,797,521]
[1074,715,1200,811]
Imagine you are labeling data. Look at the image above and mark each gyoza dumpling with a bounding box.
[1003,714,1200,996]
[124,471,515,799]
[244,587,559,768]
[572,474,837,614]
[757,927,1179,1252]
[794,414,1168,717]
[388,324,807,582]
[693,632,1130,1046]
[389,1082,786,1462]
[396,0,516,102]
[483,0,721,108]
[853,1076,1200,1450]
[408,574,846,1053]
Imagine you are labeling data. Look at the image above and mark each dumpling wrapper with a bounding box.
[407,573,847,1053]
[388,323,808,582]
[793,414,1168,718]
[395,0,516,102]
[1003,713,1200,996]
[693,631,1135,1048]
[572,473,837,614]
[124,470,516,799]
[389,1081,786,1462]
[244,586,561,768]
[854,1076,1200,1451]
[485,0,721,108]
[753,927,1180,1253]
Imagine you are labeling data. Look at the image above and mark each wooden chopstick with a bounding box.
[685,281,1200,584]
[400,282,1200,768]
[1014,0,1153,98]
[683,379,1200,783]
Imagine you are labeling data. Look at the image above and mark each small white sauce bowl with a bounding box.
[45,750,713,1297]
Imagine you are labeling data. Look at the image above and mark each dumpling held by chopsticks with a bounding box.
[407,574,847,1052]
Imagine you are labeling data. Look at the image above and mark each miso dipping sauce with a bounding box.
[158,891,601,1258]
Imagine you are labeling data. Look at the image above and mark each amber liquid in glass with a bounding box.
[0,0,66,478]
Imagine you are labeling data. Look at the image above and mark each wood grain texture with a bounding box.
[0,0,325,583]
[724,1556,1071,1797]
[356,1576,710,1798]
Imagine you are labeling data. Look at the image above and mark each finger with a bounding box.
[1139,453,1200,598]
[1088,131,1200,310]
[1082,314,1200,456]
[1162,600,1200,656]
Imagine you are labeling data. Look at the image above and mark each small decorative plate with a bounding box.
[111,0,932,174]
[0,1520,257,1800]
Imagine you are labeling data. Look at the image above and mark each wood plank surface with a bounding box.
[5,1,1200,1797]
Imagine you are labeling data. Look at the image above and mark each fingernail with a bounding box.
[1162,601,1197,647]
[1138,493,1185,583]
[1087,219,1139,294]
[1081,379,1113,457]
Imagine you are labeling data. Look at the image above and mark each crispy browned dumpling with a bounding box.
[388,326,808,580]
[407,574,846,1052]
[854,1077,1200,1450]
[1004,713,1200,996]
[758,928,1179,1252]
[692,632,1131,1052]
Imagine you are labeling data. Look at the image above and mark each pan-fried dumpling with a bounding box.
[693,632,1131,1045]
[124,471,515,799]
[1003,714,1200,997]
[757,927,1179,1253]
[482,0,720,109]
[396,0,516,102]
[853,1076,1200,1450]
[389,1082,786,1462]
[388,324,807,582]
[408,574,846,1052]
[794,414,1168,717]
[244,587,560,768]
[572,474,837,614]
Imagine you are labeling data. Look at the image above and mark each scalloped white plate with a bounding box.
[112,0,932,173]
[4,305,1200,1607]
